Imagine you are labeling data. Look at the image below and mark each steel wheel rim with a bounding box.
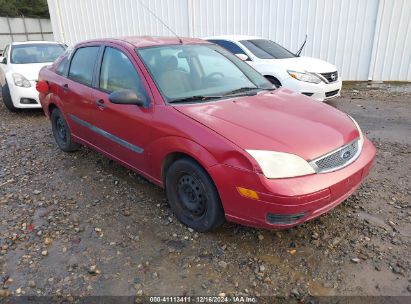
[56,117,67,143]
[176,174,206,218]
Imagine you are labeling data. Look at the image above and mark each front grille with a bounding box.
[325,89,339,98]
[320,71,338,83]
[311,139,360,173]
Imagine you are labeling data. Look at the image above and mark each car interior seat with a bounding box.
[158,55,191,98]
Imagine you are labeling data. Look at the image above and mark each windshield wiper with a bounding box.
[223,87,260,96]
[169,95,223,103]
[168,88,263,103]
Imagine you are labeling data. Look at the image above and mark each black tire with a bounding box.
[165,158,225,232]
[51,108,80,152]
[265,76,282,88]
[1,83,21,112]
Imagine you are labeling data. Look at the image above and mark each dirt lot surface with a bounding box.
[0,83,410,301]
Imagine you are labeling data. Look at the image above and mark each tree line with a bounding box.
[0,0,49,18]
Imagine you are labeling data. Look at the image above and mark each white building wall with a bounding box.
[368,0,411,81]
[47,0,411,81]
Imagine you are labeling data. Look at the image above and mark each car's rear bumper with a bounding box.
[281,76,342,101]
[208,138,376,229]
[9,81,41,108]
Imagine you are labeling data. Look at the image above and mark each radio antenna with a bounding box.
[138,0,183,44]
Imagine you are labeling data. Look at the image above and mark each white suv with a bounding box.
[0,41,66,112]
[205,35,342,101]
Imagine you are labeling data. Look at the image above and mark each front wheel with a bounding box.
[51,108,80,152]
[165,158,225,232]
[1,84,21,112]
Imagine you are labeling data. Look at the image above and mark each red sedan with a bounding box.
[37,36,376,232]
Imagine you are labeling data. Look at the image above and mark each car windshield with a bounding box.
[11,44,66,64]
[136,44,273,103]
[241,39,296,59]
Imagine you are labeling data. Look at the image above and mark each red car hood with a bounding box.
[174,88,359,160]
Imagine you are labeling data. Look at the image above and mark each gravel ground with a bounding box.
[0,83,410,301]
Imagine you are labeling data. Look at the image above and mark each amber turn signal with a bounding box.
[237,187,259,200]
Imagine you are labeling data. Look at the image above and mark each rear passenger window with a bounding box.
[56,48,73,76]
[68,47,99,85]
[99,47,145,95]
[56,56,69,76]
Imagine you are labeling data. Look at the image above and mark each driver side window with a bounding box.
[99,47,146,96]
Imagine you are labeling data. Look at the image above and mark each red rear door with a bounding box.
[62,45,101,141]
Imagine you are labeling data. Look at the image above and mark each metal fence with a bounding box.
[47,0,411,81]
[0,16,54,54]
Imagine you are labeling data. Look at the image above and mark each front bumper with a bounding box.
[208,138,376,229]
[281,76,342,101]
[8,80,41,108]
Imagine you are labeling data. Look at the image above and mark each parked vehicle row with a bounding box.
[0,35,342,112]
[33,36,375,232]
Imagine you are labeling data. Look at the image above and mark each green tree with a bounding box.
[0,0,49,18]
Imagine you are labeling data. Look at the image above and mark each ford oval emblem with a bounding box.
[341,150,351,160]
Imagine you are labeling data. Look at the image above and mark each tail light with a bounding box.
[36,80,49,94]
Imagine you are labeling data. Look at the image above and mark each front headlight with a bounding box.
[287,70,321,84]
[12,73,31,88]
[246,150,315,179]
[347,115,364,144]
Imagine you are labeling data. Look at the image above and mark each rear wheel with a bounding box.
[265,76,282,88]
[51,108,80,152]
[1,83,21,112]
[165,158,225,232]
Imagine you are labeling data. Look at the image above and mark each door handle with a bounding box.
[95,99,106,109]
[61,83,69,92]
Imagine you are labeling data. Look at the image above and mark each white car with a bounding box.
[205,35,342,101]
[0,41,66,112]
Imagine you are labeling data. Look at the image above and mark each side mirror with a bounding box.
[0,57,6,64]
[235,53,249,61]
[108,89,148,107]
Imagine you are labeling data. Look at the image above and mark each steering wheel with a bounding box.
[204,72,224,81]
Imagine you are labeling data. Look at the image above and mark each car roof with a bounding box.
[11,40,63,45]
[203,35,263,41]
[76,36,210,49]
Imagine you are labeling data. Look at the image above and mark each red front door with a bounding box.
[84,45,154,174]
